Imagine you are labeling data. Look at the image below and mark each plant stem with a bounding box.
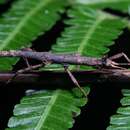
[0,70,130,86]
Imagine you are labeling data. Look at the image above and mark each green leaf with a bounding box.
[70,0,130,12]
[44,6,126,71]
[107,89,130,130]
[6,88,89,130]
[0,0,66,70]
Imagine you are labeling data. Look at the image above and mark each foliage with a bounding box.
[6,88,89,130]
[0,0,129,130]
[70,0,130,12]
[0,0,66,70]
[0,0,5,4]
[107,89,130,130]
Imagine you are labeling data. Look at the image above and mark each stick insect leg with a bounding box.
[109,53,130,62]
[6,56,44,84]
[63,65,87,97]
[6,63,44,84]
[6,57,30,84]
[23,57,30,68]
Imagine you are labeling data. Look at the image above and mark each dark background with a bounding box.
[0,1,130,130]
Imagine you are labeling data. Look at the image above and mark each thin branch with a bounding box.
[0,69,130,86]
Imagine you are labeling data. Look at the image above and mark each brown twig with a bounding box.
[0,69,130,86]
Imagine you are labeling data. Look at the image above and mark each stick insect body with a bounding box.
[0,50,125,68]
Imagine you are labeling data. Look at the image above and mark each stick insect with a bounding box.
[0,50,130,96]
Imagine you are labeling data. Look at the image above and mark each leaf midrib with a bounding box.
[77,14,106,54]
[34,90,60,130]
[68,12,106,70]
[0,0,51,50]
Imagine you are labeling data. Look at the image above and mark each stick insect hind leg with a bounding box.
[63,64,87,97]
[6,57,44,84]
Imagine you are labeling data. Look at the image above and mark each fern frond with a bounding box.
[6,87,90,130]
[70,0,130,12]
[44,6,126,71]
[0,0,66,70]
[107,89,130,130]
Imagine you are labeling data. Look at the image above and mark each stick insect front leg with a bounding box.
[107,53,130,68]
[109,53,130,62]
